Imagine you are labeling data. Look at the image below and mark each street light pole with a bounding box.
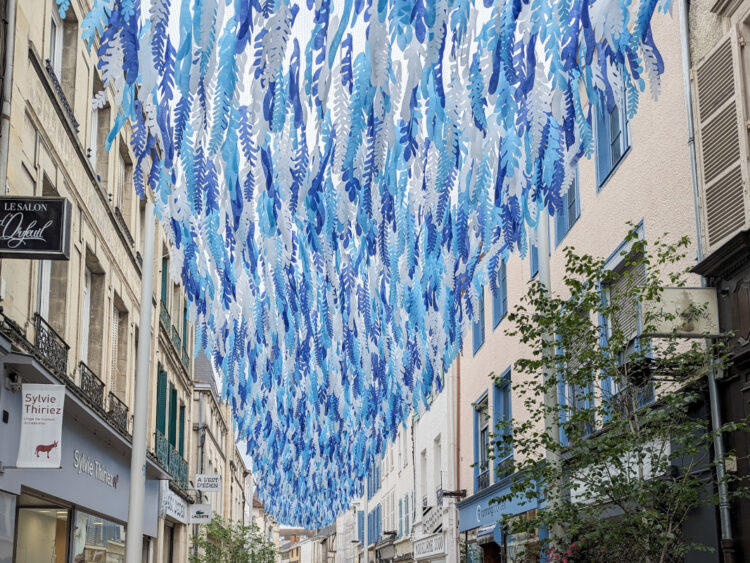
[125,200,156,563]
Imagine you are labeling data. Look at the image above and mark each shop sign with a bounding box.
[422,505,441,534]
[0,197,71,259]
[190,504,212,524]
[458,483,536,532]
[16,384,65,468]
[160,480,188,524]
[413,533,445,559]
[195,473,221,492]
[72,449,120,488]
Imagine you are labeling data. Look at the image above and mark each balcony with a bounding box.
[155,429,188,489]
[160,302,171,331]
[181,347,190,371]
[44,59,79,133]
[108,392,130,436]
[171,325,181,353]
[34,314,69,381]
[79,362,105,412]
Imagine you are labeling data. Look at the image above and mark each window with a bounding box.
[472,286,485,354]
[182,304,189,351]
[49,9,63,76]
[179,405,186,455]
[595,91,629,187]
[161,256,169,304]
[530,243,539,279]
[555,174,580,245]
[404,494,409,536]
[398,498,403,537]
[493,374,512,480]
[168,383,177,447]
[433,435,442,498]
[81,268,91,363]
[474,395,490,492]
[72,511,125,562]
[602,243,654,409]
[420,450,427,506]
[357,511,364,544]
[492,260,508,327]
[156,366,167,435]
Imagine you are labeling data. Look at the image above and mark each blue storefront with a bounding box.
[457,476,545,562]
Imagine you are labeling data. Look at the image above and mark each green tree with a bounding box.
[190,515,277,563]
[490,229,746,562]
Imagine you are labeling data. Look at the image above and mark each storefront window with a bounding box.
[72,511,125,562]
[15,507,69,563]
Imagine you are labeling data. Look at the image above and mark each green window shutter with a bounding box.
[178,405,185,455]
[168,383,177,447]
[182,305,188,350]
[161,257,169,302]
[156,367,167,435]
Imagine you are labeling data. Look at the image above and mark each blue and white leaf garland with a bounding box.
[78,0,670,526]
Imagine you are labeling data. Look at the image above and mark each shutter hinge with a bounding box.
[740,36,747,47]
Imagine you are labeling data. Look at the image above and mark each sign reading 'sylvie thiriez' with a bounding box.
[73,449,120,488]
[190,504,212,524]
[0,197,72,259]
[16,384,65,468]
[195,474,221,492]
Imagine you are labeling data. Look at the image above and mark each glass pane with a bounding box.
[15,507,69,563]
[72,511,126,563]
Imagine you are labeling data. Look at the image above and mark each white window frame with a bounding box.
[49,9,63,77]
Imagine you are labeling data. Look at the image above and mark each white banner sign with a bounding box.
[16,384,65,468]
[413,533,445,559]
[195,474,221,492]
[189,504,212,524]
[160,480,188,524]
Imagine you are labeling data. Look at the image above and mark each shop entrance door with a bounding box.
[163,522,174,563]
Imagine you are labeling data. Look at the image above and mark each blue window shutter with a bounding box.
[555,190,568,245]
[473,287,485,354]
[405,495,409,535]
[501,261,507,318]
[596,101,611,185]
[568,176,579,225]
[492,285,502,327]
[530,244,539,278]
[398,499,402,537]
[178,405,185,455]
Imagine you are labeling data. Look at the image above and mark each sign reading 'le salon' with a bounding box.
[0,197,72,260]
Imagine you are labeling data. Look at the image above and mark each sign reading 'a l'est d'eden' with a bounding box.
[195,474,221,492]
[0,197,71,260]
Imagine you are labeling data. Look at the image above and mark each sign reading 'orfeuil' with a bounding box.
[0,197,71,259]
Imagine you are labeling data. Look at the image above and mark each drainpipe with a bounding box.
[455,354,461,563]
[0,0,16,194]
[193,391,204,558]
[678,1,734,560]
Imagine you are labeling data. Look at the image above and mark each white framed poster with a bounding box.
[189,504,212,524]
[16,384,65,468]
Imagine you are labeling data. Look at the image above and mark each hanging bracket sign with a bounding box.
[0,197,71,260]
[16,383,65,468]
[189,504,212,524]
[195,474,221,492]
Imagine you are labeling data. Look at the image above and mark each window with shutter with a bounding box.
[555,174,581,245]
[608,255,646,342]
[472,287,485,354]
[161,257,169,303]
[169,383,177,446]
[694,27,750,251]
[156,367,167,435]
[178,405,185,455]
[110,308,119,391]
[492,261,508,327]
[595,81,630,188]
[530,243,539,278]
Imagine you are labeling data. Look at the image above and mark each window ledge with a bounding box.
[597,146,632,193]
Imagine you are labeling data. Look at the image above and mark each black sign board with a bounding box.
[0,197,72,260]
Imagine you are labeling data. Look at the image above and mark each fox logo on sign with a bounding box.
[17,384,65,468]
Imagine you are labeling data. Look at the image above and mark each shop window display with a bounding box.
[14,507,69,563]
[72,511,125,562]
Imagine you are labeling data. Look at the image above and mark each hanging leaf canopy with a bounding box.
[76,0,669,526]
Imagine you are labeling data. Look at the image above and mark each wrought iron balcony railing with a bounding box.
[108,392,129,436]
[171,325,181,353]
[136,251,143,269]
[160,302,171,331]
[79,362,105,412]
[155,429,188,489]
[477,470,490,492]
[34,314,69,380]
[44,59,79,133]
[181,347,190,371]
[114,206,135,246]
